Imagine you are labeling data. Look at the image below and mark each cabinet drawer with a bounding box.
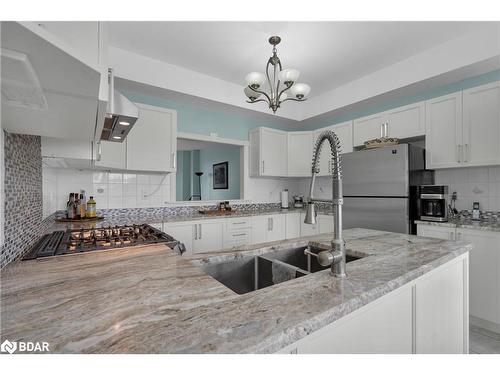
[226,217,251,231]
[224,229,251,248]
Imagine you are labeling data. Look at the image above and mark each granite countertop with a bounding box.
[0,228,471,353]
[415,218,500,232]
[46,207,319,233]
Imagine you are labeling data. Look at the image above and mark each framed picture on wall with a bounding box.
[213,161,228,189]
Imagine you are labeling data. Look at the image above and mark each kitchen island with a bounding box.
[0,228,471,353]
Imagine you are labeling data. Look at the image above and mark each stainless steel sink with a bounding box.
[200,245,362,295]
[262,245,361,273]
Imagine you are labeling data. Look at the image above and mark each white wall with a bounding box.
[435,166,500,212]
[245,177,303,204]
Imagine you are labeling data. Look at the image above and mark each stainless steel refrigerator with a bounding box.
[341,143,433,234]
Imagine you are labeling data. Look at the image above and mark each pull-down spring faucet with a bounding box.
[304,130,346,277]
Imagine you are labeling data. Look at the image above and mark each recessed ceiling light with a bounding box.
[119,121,130,126]
[113,136,122,140]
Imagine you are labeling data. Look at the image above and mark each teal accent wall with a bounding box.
[300,69,500,130]
[123,91,291,141]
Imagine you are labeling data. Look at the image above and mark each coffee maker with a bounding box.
[418,185,449,222]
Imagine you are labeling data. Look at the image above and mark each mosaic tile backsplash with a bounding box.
[1,132,49,268]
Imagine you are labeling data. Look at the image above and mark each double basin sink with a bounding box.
[200,244,362,295]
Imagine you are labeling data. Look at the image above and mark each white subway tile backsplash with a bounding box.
[123,183,137,196]
[108,173,123,183]
[92,172,107,184]
[489,166,500,182]
[123,173,137,184]
[435,166,500,211]
[137,174,150,184]
[108,183,123,197]
[108,196,123,209]
[43,168,174,213]
[467,167,489,183]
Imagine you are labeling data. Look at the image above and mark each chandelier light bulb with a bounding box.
[278,68,300,86]
[244,86,261,101]
[245,72,266,89]
[290,83,311,99]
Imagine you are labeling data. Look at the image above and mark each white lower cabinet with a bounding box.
[417,223,500,334]
[192,220,224,254]
[278,253,468,354]
[285,212,301,239]
[250,215,286,244]
[415,256,466,353]
[299,213,334,236]
[224,217,251,248]
[149,223,163,231]
[459,228,500,333]
[300,218,319,237]
[163,219,224,255]
[163,221,196,254]
[317,214,334,234]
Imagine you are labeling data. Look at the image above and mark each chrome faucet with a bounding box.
[304,130,346,278]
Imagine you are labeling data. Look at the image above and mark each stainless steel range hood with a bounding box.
[100,69,139,142]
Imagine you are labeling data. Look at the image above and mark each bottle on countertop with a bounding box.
[67,193,75,219]
[86,196,96,218]
[78,193,86,219]
[74,192,81,219]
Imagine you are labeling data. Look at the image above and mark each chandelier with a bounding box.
[244,36,311,113]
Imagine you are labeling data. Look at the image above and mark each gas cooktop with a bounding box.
[23,224,181,260]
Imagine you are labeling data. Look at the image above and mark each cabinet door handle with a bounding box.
[267,218,271,231]
[96,141,102,162]
[172,152,176,169]
[385,123,389,137]
[232,233,246,237]
[194,224,198,240]
[464,144,469,162]
[262,160,265,174]
[457,145,462,163]
[271,218,274,231]
[380,123,384,138]
[199,224,202,239]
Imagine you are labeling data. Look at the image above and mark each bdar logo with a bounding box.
[1,339,17,354]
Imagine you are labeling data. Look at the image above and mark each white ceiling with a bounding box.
[107,21,487,98]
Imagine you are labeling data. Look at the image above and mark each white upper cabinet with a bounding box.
[462,81,500,167]
[249,127,288,177]
[1,22,107,141]
[287,131,313,176]
[94,140,126,170]
[126,104,177,172]
[313,121,353,177]
[425,92,463,169]
[353,113,386,147]
[353,102,425,147]
[425,82,500,169]
[385,101,425,139]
